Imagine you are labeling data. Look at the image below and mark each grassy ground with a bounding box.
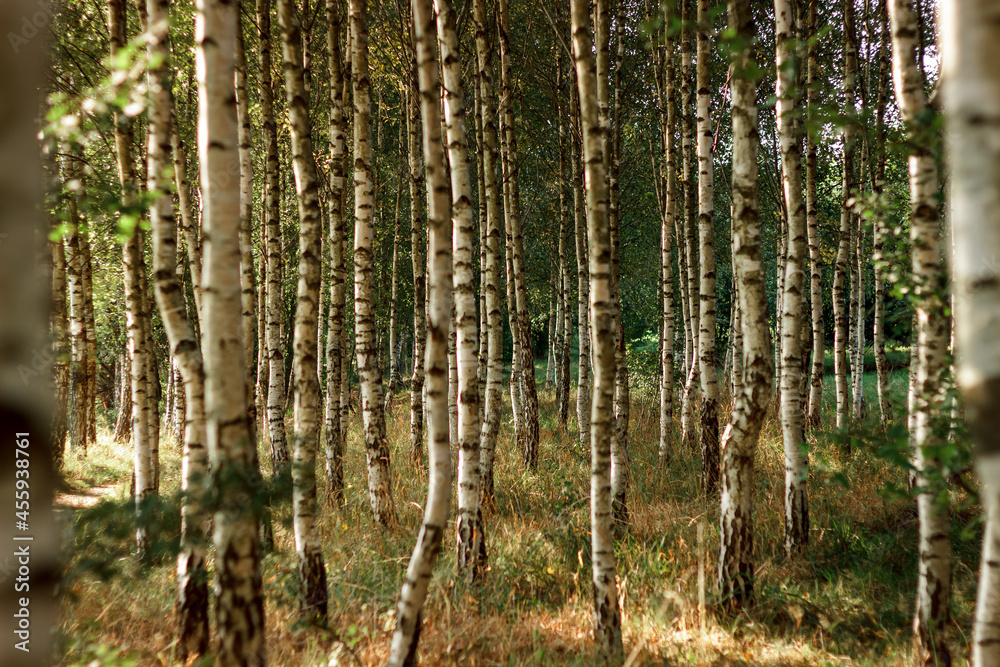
[55,361,979,666]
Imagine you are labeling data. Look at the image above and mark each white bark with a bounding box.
[717,0,772,608]
[145,0,210,654]
[890,1,951,663]
[696,0,719,497]
[196,0,265,659]
[351,0,396,527]
[571,0,623,654]
[278,0,329,621]
[436,0,486,583]
[388,0,453,660]
[942,2,1000,663]
[775,0,809,556]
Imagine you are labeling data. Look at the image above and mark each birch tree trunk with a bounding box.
[571,0,622,653]
[196,0,266,659]
[804,0,823,428]
[608,0,632,538]
[235,7,257,438]
[943,3,1000,663]
[775,0,809,556]
[352,0,396,527]
[388,0,453,657]
[435,0,487,580]
[325,0,347,506]
[499,0,540,469]
[833,0,857,431]
[110,0,156,555]
[257,0,290,467]
[696,0,719,497]
[50,217,70,464]
[657,1,677,463]
[145,0,210,655]
[64,152,88,457]
[717,0,773,608]
[571,73,592,454]
[278,0,330,622]
[889,1,951,662]
[872,1,893,426]
[474,0,503,507]
[557,59,572,430]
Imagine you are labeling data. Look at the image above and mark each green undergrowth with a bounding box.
[56,360,978,666]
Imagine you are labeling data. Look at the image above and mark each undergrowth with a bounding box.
[55,364,979,666]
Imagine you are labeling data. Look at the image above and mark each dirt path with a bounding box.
[54,483,120,510]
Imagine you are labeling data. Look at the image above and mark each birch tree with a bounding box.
[943,2,1000,663]
[388,0,453,658]
[499,0,540,469]
[473,0,504,507]
[571,0,623,653]
[351,0,396,527]
[717,0,773,607]
[145,0,210,654]
[278,0,330,621]
[889,0,951,662]
[804,0,823,427]
[257,0,290,467]
[110,0,157,555]
[325,0,348,505]
[196,0,265,658]
[696,0,719,496]
[436,0,487,580]
[775,0,808,555]
[832,0,857,430]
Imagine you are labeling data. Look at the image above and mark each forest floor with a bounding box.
[55,366,981,666]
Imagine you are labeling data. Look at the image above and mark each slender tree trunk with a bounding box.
[474,0,503,507]
[717,0,773,608]
[889,1,951,662]
[657,1,677,463]
[64,153,88,457]
[571,73,592,454]
[236,7,257,438]
[680,0,700,451]
[196,0,266,659]
[258,0,290,467]
[145,1,210,654]
[872,0,893,426]
[556,59,572,430]
[171,117,203,328]
[278,0,330,622]
[111,0,156,555]
[325,0,347,506]
[498,0,540,469]
[696,0,719,497]
[571,0,623,654]
[775,0,809,556]
[944,4,1000,663]
[80,222,97,447]
[352,0,396,527]
[388,0,453,658]
[607,0,631,538]
[804,0,823,428]
[434,0,487,582]
[406,21,428,468]
[833,0,857,431]
[50,217,70,465]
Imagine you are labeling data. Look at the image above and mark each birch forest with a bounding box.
[6,0,1000,664]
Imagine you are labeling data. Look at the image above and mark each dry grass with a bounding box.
[56,373,978,666]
